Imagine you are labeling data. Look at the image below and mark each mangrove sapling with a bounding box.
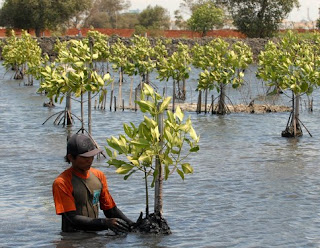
[39,62,80,126]
[130,35,158,99]
[39,40,75,126]
[2,31,22,80]
[157,42,191,110]
[110,38,135,109]
[85,31,112,109]
[257,31,320,137]
[106,84,200,234]
[2,30,42,85]
[191,38,253,115]
[39,38,111,151]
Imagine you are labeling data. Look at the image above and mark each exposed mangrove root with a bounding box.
[42,109,80,127]
[43,101,55,107]
[281,111,312,138]
[281,125,303,138]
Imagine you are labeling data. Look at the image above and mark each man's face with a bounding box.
[69,154,94,174]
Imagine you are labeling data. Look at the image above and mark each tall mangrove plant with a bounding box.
[192,38,253,114]
[157,42,191,108]
[105,84,200,234]
[2,30,42,85]
[39,39,111,137]
[257,31,320,137]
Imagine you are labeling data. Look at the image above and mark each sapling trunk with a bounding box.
[146,72,150,84]
[145,168,149,216]
[172,80,176,112]
[88,39,93,134]
[293,93,301,137]
[88,91,92,135]
[182,78,186,100]
[80,92,84,132]
[129,76,133,108]
[154,103,164,216]
[197,90,202,114]
[118,68,123,108]
[217,83,226,115]
[282,92,302,137]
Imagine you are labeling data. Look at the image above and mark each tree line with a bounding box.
[0,0,318,38]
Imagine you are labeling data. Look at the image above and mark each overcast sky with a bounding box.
[130,0,320,22]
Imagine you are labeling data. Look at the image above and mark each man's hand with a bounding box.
[105,218,131,233]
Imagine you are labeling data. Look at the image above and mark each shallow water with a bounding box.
[1,64,320,248]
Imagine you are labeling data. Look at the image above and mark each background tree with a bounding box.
[226,0,299,38]
[179,0,202,15]
[187,1,224,37]
[85,11,139,29]
[83,0,130,29]
[138,5,171,30]
[117,12,139,29]
[83,12,111,28]
[0,0,91,37]
[179,0,227,15]
[316,18,320,30]
[174,10,188,30]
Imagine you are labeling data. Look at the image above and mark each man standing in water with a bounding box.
[53,133,133,233]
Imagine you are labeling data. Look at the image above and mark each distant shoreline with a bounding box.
[122,103,292,114]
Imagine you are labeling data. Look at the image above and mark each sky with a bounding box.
[129,0,320,22]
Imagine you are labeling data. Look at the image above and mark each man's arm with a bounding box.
[103,206,134,226]
[63,211,130,232]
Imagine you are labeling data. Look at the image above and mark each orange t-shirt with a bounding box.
[52,167,116,215]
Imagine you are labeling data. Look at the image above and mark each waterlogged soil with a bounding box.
[133,213,171,235]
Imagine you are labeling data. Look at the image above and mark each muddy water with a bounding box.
[1,64,320,248]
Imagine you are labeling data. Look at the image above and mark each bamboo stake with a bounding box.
[110,90,113,111]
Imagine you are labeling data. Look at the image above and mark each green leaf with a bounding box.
[124,170,136,180]
[127,156,140,166]
[175,106,184,121]
[136,100,155,113]
[104,147,113,157]
[103,73,111,82]
[131,139,150,148]
[138,154,152,164]
[108,158,126,168]
[74,61,84,67]
[171,149,180,154]
[182,163,194,174]
[177,168,185,180]
[164,129,173,143]
[116,164,134,174]
[189,126,198,141]
[143,83,154,96]
[166,110,175,123]
[151,127,160,141]
[164,164,170,180]
[190,146,200,152]
[123,123,133,138]
[159,96,172,113]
